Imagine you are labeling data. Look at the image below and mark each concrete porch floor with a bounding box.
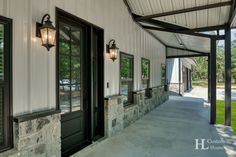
[72,96,236,157]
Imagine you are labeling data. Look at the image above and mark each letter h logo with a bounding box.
[195,139,209,150]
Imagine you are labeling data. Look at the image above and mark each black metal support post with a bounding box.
[178,58,181,95]
[208,54,211,102]
[210,38,217,124]
[225,27,231,126]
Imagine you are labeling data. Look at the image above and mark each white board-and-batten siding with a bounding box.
[167,58,181,84]
[0,0,166,115]
[167,58,193,84]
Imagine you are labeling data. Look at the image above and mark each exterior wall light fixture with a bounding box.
[106,39,119,62]
[36,14,56,51]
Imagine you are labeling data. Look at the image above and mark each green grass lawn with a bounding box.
[192,80,236,88]
[216,100,236,134]
[192,80,208,87]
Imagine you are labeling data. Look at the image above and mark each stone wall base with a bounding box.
[1,86,168,156]
[2,114,61,157]
[168,83,184,95]
[105,86,169,137]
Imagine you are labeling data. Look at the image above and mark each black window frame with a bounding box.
[0,15,13,152]
[161,63,166,85]
[141,58,151,98]
[120,52,134,106]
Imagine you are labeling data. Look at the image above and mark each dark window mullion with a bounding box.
[69,27,72,113]
[71,54,80,58]
[59,53,79,58]
[59,53,70,57]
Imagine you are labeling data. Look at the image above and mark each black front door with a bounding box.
[56,8,105,157]
[58,17,90,156]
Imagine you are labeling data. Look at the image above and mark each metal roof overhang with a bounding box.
[123,0,236,58]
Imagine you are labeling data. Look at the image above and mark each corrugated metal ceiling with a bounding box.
[127,0,231,29]
[150,30,211,53]
[167,48,204,57]
[125,0,234,55]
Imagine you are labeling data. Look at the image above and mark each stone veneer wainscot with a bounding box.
[168,83,184,95]
[1,112,61,157]
[105,86,168,137]
[1,86,168,156]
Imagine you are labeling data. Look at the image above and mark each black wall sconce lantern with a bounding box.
[36,14,56,51]
[106,39,119,62]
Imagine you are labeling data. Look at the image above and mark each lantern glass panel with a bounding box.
[40,27,56,46]
[110,48,118,60]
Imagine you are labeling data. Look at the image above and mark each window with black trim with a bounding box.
[141,58,150,98]
[120,52,133,105]
[161,63,166,85]
[0,16,12,152]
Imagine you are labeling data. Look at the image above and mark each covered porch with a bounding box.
[124,0,235,126]
[73,95,236,157]
[0,0,235,156]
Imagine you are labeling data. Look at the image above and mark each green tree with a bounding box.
[121,57,132,78]
[216,45,224,82]
[192,42,225,83]
[141,59,149,79]
[192,57,208,81]
[231,34,236,83]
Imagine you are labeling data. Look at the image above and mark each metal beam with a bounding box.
[134,14,189,30]
[142,25,226,39]
[135,1,232,21]
[122,0,166,46]
[229,0,236,25]
[210,38,217,125]
[145,29,166,46]
[225,27,231,126]
[143,25,213,38]
[215,35,226,40]
[185,25,227,33]
[166,54,208,58]
[231,0,236,16]
[167,46,209,55]
[229,9,236,26]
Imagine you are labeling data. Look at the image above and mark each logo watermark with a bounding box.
[195,138,228,150]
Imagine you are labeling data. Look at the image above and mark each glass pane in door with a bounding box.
[59,22,82,114]
[71,56,81,111]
